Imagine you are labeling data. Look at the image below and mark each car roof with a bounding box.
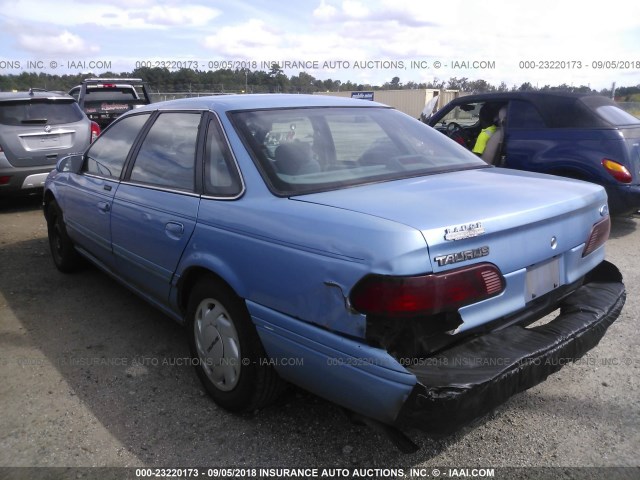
[0,91,75,102]
[437,91,617,128]
[448,91,603,102]
[130,93,391,114]
[70,83,143,90]
[82,78,145,84]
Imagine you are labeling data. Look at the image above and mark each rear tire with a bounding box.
[186,277,284,412]
[46,200,81,273]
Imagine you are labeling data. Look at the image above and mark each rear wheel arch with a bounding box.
[178,267,240,317]
[184,271,285,411]
[540,149,610,184]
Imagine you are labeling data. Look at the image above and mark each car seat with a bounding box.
[482,106,508,166]
[274,142,321,175]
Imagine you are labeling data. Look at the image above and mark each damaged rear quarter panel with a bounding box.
[177,194,431,338]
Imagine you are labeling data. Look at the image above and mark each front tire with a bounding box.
[46,200,81,273]
[186,277,283,412]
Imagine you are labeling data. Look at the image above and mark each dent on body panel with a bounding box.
[314,241,433,339]
[257,245,370,338]
[317,277,367,338]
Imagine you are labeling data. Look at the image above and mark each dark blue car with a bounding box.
[428,92,640,215]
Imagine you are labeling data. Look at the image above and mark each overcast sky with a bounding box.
[1,0,639,91]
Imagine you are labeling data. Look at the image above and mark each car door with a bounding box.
[499,100,548,170]
[62,113,151,268]
[110,111,203,304]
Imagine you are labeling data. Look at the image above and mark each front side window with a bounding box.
[130,112,201,191]
[85,113,150,178]
[232,107,486,195]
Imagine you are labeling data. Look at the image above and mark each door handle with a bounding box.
[97,201,110,213]
[165,222,184,239]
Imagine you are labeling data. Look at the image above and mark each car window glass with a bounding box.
[204,119,242,197]
[233,107,485,196]
[85,88,138,102]
[326,114,390,163]
[130,112,201,191]
[68,88,80,102]
[0,100,83,126]
[509,100,546,128]
[439,103,482,127]
[594,105,640,126]
[85,113,150,178]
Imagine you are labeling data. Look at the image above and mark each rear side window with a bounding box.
[130,112,201,191]
[594,105,640,126]
[509,101,546,129]
[0,100,84,126]
[204,119,243,197]
[85,113,150,178]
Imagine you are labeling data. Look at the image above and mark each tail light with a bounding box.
[582,216,610,257]
[90,121,100,143]
[602,159,632,183]
[0,176,11,185]
[350,263,505,318]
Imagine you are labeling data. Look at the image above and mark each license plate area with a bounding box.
[526,257,560,301]
[20,132,73,151]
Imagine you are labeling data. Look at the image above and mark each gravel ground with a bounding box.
[0,194,638,477]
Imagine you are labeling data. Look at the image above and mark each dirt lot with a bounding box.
[0,194,638,476]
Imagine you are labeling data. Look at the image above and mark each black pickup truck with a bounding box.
[68,78,151,129]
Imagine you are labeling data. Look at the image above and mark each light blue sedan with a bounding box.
[43,94,625,451]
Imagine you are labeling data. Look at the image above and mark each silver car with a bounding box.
[0,90,99,195]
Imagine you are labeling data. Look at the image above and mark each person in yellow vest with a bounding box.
[472,104,498,155]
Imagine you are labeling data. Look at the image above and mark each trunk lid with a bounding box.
[292,168,607,275]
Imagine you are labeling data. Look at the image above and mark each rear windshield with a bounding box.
[82,87,146,114]
[84,87,138,102]
[0,99,84,125]
[231,107,486,196]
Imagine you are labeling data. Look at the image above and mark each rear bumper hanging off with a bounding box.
[395,261,626,435]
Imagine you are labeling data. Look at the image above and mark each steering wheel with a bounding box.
[445,122,468,147]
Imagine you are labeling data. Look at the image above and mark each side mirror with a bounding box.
[56,154,84,174]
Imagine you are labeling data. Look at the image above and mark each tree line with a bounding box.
[1,65,639,99]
